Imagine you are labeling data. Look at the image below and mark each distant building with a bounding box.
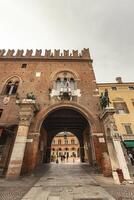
[98,77,134,154]
[51,132,80,158]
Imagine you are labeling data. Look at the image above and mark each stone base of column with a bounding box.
[6,161,22,179]
[21,132,40,174]
[93,135,112,176]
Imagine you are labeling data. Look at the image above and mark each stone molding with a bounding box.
[92,133,104,136]
[28,132,40,136]
[32,101,98,133]
[100,107,115,120]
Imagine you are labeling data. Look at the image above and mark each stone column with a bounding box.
[6,99,37,178]
[100,107,131,182]
[21,132,40,174]
[90,134,97,165]
[112,134,131,180]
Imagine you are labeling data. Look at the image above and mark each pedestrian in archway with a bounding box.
[60,155,63,163]
[128,151,134,165]
[66,153,69,162]
[56,158,59,164]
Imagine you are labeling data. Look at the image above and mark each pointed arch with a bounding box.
[1,75,22,95]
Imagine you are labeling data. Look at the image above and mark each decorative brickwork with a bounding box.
[0,48,109,178]
[0,48,92,61]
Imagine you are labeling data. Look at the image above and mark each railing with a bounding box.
[50,88,81,98]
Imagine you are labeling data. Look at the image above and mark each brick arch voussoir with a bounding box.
[31,102,97,133]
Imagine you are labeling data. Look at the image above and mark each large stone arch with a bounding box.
[31,102,98,133]
[22,102,108,175]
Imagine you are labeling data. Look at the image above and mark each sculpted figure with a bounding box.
[26,92,35,100]
[100,89,111,108]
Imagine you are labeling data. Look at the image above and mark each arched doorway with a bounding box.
[51,132,80,163]
[36,107,94,166]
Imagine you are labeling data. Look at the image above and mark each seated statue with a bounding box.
[26,92,35,100]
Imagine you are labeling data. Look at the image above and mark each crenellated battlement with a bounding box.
[0,48,92,61]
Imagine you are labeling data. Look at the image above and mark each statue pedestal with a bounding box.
[100,107,132,184]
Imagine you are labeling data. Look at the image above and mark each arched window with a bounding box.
[71,139,75,144]
[70,78,75,90]
[72,147,75,151]
[64,139,68,144]
[3,77,19,95]
[56,78,61,91]
[58,139,61,145]
[55,72,76,92]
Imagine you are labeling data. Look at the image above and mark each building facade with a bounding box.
[0,49,132,182]
[0,48,112,178]
[51,132,80,159]
[98,78,134,159]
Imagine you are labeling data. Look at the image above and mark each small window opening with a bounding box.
[124,124,133,135]
[111,87,117,90]
[113,102,129,114]
[129,86,134,90]
[21,63,27,68]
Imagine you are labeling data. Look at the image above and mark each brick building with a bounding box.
[0,48,131,182]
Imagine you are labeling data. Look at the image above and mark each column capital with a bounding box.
[16,99,39,126]
[100,107,115,121]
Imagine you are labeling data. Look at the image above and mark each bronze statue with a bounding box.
[100,89,110,109]
[26,92,35,100]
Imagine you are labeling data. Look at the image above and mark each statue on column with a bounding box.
[100,89,111,109]
[26,92,36,100]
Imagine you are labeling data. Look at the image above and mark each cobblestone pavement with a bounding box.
[0,164,134,200]
[92,174,134,200]
[0,165,50,200]
[22,164,115,200]
[0,178,34,200]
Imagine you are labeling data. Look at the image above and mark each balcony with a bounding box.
[50,87,81,101]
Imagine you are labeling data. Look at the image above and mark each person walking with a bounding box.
[128,152,134,165]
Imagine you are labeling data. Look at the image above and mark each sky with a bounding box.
[0,0,134,83]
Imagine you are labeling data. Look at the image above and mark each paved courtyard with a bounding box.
[0,163,134,200]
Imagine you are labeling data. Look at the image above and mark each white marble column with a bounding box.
[100,107,131,183]
[113,138,131,180]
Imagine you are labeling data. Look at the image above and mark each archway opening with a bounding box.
[51,132,80,164]
[37,107,94,166]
